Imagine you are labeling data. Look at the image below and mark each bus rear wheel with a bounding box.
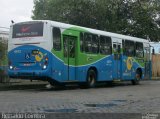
[86,69,97,88]
[132,69,141,85]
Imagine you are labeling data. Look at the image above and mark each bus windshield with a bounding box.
[12,22,44,38]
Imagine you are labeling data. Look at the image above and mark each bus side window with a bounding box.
[136,42,144,58]
[92,34,99,54]
[52,27,61,51]
[122,40,125,55]
[144,47,150,61]
[84,33,92,53]
[118,44,121,53]
[113,44,117,53]
[99,36,112,55]
[124,40,134,57]
[80,32,84,52]
[84,33,98,54]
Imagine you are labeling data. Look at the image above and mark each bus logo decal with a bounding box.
[21,26,31,32]
[25,53,30,60]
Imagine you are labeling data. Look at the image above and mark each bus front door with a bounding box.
[113,42,122,80]
[63,35,77,81]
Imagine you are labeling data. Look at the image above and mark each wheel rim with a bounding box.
[136,74,141,80]
[88,74,95,86]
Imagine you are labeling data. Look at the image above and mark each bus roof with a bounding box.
[11,20,149,43]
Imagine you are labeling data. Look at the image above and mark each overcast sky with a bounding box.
[0,0,34,30]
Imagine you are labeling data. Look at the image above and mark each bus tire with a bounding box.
[132,69,141,85]
[86,69,97,88]
[48,80,64,89]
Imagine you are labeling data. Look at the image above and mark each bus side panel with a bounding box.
[75,55,113,82]
[121,56,133,80]
[121,56,144,80]
[50,53,64,81]
[96,56,113,81]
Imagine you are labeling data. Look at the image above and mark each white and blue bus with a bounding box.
[8,20,152,88]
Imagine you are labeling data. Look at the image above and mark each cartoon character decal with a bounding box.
[35,51,44,62]
[126,57,133,70]
[33,51,48,64]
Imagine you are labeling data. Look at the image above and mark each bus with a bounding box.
[8,20,152,88]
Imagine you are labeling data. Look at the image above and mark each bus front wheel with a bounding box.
[86,69,97,88]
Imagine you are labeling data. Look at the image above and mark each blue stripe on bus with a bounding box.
[8,45,144,83]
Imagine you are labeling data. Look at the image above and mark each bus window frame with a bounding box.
[123,40,135,57]
[135,42,144,58]
[80,32,84,52]
[52,27,61,51]
[92,34,99,54]
[84,33,99,54]
[99,35,112,55]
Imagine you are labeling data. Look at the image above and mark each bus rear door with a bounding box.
[112,38,122,80]
[63,35,77,81]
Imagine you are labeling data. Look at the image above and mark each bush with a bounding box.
[0,67,10,83]
[0,42,8,66]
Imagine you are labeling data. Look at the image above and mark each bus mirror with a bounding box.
[152,48,155,55]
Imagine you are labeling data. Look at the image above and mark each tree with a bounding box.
[0,41,7,65]
[32,0,160,41]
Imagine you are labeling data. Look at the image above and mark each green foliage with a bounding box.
[0,42,8,66]
[32,0,160,41]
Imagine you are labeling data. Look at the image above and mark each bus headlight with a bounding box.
[42,65,47,69]
[9,66,13,70]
